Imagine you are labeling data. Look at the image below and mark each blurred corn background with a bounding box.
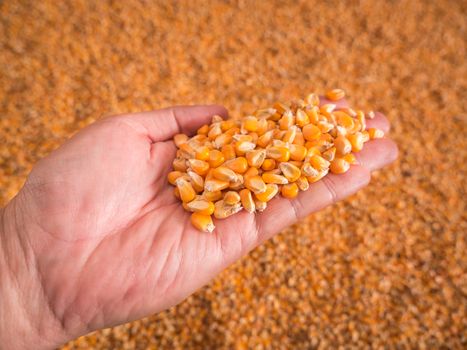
[1,0,466,348]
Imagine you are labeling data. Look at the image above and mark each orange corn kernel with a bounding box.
[330,158,350,174]
[213,133,233,149]
[212,166,238,182]
[255,184,279,202]
[246,149,266,168]
[309,155,330,171]
[279,111,295,130]
[254,199,267,212]
[195,146,210,161]
[279,162,301,182]
[334,135,352,156]
[261,158,276,171]
[174,134,188,147]
[342,153,357,164]
[179,143,196,158]
[262,172,289,185]
[244,166,260,179]
[266,146,290,162]
[306,169,329,183]
[368,128,385,139]
[221,144,236,160]
[186,199,215,215]
[224,191,241,205]
[208,123,222,140]
[296,176,309,191]
[202,190,223,202]
[257,130,274,148]
[325,88,346,101]
[322,147,336,162]
[242,116,259,132]
[224,157,249,174]
[168,171,183,185]
[296,108,310,127]
[235,140,256,155]
[289,144,307,161]
[305,93,320,106]
[208,150,225,168]
[188,159,210,176]
[197,124,209,135]
[240,189,255,213]
[187,171,204,192]
[176,178,196,203]
[191,213,215,233]
[245,175,267,194]
[347,132,364,152]
[204,178,230,192]
[214,200,242,219]
[281,183,299,199]
[173,158,188,172]
[303,124,322,141]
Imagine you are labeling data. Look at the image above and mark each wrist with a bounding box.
[0,198,68,349]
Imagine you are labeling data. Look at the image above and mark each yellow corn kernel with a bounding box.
[293,131,305,146]
[266,146,290,162]
[305,106,320,124]
[233,134,254,142]
[214,200,242,219]
[279,162,301,182]
[307,169,329,183]
[188,159,209,176]
[224,157,248,174]
[179,143,196,159]
[254,199,267,212]
[337,113,355,131]
[309,155,330,171]
[296,108,310,127]
[330,158,350,174]
[273,101,288,114]
[301,162,320,177]
[279,111,294,130]
[289,160,303,168]
[240,189,255,213]
[368,128,385,139]
[305,93,320,106]
[317,120,334,133]
[261,158,276,171]
[224,191,241,205]
[245,175,267,194]
[213,133,233,149]
[187,171,204,192]
[262,172,289,185]
[197,124,209,135]
[244,166,259,179]
[289,144,307,161]
[257,130,274,148]
[229,174,244,190]
[221,119,236,132]
[342,153,357,164]
[356,110,366,131]
[320,103,337,115]
[305,146,322,158]
[296,176,309,191]
[176,178,196,203]
[325,88,346,101]
[281,183,299,199]
[208,123,222,140]
[242,116,259,132]
[339,107,357,117]
[235,140,256,155]
[186,199,215,215]
[282,126,297,143]
[322,147,336,162]
[225,126,241,136]
[302,124,322,141]
[362,130,370,142]
[173,158,188,172]
[246,149,266,168]
[255,184,279,202]
[347,132,365,152]
[208,150,225,168]
[167,171,183,185]
[212,166,238,182]
[334,135,352,156]
[174,134,188,147]
[221,144,236,160]
[202,190,223,202]
[195,146,210,161]
[191,213,215,233]
[174,187,180,199]
[256,118,268,135]
[204,178,230,192]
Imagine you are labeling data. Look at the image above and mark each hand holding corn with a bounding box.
[0,92,397,349]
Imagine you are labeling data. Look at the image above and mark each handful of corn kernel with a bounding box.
[168,89,384,232]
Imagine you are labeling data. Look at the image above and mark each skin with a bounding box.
[0,100,398,349]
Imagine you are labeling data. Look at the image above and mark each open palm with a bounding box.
[13,102,397,345]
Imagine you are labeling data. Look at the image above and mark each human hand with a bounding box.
[0,100,397,349]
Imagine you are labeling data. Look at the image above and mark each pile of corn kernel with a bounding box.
[168,89,384,232]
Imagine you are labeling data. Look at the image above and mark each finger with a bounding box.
[365,111,391,134]
[255,165,371,243]
[354,138,399,171]
[118,105,228,142]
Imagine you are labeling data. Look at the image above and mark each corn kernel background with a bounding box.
[1,0,466,348]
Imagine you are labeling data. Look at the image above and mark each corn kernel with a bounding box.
[289,144,307,161]
[257,130,274,148]
[224,157,249,174]
[245,175,267,194]
[279,162,301,182]
[167,171,183,185]
[325,88,346,101]
[208,150,225,168]
[303,124,322,141]
[246,149,266,168]
[221,144,236,160]
[334,135,352,156]
[368,128,385,139]
[224,191,241,205]
[188,159,209,176]
[296,108,310,127]
[197,124,209,135]
[176,177,196,203]
[255,184,279,202]
[322,147,336,162]
[342,153,357,164]
[186,199,215,215]
[266,146,290,162]
[306,169,329,183]
[242,116,259,132]
[262,172,289,185]
[214,133,233,149]
[244,166,259,179]
[202,190,223,202]
[254,199,267,212]
[208,123,222,140]
[174,134,188,147]
[309,155,330,171]
[281,183,299,199]
[235,140,256,155]
[330,158,350,174]
[261,158,276,171]
[347,132,365,152]
[296,176,309,191]
[212,166,238,182]
[195,146,210,161]
[191,213,215,233]
[214,200,242,219]
[240,189,255,213]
